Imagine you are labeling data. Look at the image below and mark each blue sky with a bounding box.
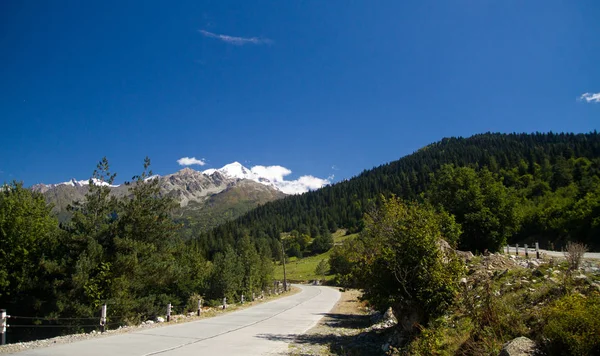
[1,0,599,188]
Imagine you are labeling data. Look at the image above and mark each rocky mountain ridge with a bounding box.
[31,164,287,226]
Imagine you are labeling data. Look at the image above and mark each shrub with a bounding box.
[355,196,463,332]
[564,241,588,271]
[542,292,600,355]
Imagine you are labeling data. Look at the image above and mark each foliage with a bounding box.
[314,259,328,279]
[426,165,521,252]
[198,132,600,254]
[1,158,274,342]
[541,293,600,355]
[353,196,463,331]
[0,182,61,315]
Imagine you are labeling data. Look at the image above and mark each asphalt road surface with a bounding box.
[13,285,340,356]
[506,246,600,259]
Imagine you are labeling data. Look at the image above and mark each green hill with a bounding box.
[198,131,600,252]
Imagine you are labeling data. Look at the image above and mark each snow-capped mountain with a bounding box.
[202,161,330,195]
[203,162,265,182]
[31,166,287,227]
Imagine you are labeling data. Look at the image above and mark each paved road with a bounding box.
[13,285,340,356]
[506,246,600,259]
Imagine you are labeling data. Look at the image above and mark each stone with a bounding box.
[460,277,468,284]
[382,307,397,324]
[532,269,544,278]
[155,316,165,323]
[528,260,540,268]
[145,320,154,325]
[456,250,475,262]
[499,336,537,356]
[574,274,588,280]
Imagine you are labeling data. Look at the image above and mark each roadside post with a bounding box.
[197,299,202,316]
[167,303,172,322]
[535,242,540,259]
[100,304,107,332]
[1,309,7,345]
[524,244,529,258]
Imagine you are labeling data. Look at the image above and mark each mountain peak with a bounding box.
[204,162,255,181]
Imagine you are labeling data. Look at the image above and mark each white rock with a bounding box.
[155,317,165,323]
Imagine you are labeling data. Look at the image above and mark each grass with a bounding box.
[273,230,357,282]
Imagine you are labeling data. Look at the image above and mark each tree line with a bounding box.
[195,131,600,253]
[0,158,274,342]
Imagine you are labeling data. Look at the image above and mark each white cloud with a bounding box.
[579,92,600,103]
[248,165,331,194]
[275,175,331,195]
[199,30,273,45]
[177,157,206,166]
[250,165,292,182]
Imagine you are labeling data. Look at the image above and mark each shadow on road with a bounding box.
[316,312,372,329]
[255,313,386,355]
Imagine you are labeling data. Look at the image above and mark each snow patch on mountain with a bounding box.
[203,162,330,194]
[57,178,120,188]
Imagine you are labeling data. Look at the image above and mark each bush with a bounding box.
[542,293,600,355]
[355,196,463,332]
[564,241,588,271]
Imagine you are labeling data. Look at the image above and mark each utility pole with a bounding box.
[281,240,288,292]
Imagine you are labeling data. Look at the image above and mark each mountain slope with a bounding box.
[199,132,600,251]
[33,166,285,228]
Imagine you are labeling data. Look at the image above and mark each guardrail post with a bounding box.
[197,299,202,316]
[535,242,540,259]
[1,309,7,345]
[167,303,172,322]
[100,304,107,333]
[524,244,529,258]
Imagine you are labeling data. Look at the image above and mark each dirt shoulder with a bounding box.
[287,288,387,356]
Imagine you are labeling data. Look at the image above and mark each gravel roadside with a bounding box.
[287,288,386,356]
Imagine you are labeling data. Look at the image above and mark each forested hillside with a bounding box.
[198,132,600,252]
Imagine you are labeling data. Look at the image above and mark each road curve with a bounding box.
[506,246,600,259]
[13,285,341,356]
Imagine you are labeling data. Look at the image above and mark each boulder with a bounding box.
[383,307,397,324]
[499,336,537,356]
[155,316,165,323]
[456,250,475,262]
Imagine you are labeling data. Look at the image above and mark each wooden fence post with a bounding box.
[516,243,519,256]
[524,244,529,258]
[535,242,540,259]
